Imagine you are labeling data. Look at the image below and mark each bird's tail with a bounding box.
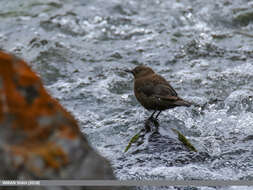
[175,98,192,107]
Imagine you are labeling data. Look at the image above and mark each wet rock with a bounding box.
[0,51,124,190]
[146,122,209,164]
[120,118,210,179]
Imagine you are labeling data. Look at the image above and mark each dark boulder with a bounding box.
[118,117,210,179]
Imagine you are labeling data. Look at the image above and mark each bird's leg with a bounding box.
[148,110,156,120]
[145,111,156,132]
[147,110,159,128]
[153,110,161,128]
[155,111,162,119]
[145,110,160,132]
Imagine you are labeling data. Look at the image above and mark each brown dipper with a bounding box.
[125,66,191,122]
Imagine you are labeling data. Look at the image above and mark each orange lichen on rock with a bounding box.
[9,141,69,175]
[0,51,80,137]
[0,51,80,175]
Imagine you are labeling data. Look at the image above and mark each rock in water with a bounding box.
[0,51,123,189]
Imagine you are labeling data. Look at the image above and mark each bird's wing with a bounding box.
[155,94,191,106]
[136,83,184,104]
[135,74,191,106]
[136,78,178,98]
[154,83,178,97]
[153,81,191,106]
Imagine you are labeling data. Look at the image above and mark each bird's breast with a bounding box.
[134,82,158,110]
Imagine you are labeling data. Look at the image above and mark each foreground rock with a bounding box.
[0,51,124,190]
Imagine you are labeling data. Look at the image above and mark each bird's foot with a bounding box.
[148,116,159,128]
[152,118,159,128]
[144,116,160,133]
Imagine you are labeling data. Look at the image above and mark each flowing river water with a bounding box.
[1,0,253,189]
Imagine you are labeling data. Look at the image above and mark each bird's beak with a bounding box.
[124,69,133,74]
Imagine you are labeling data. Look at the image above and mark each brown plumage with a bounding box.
[125,66,191,120]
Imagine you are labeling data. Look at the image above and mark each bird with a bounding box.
[125,65,191,125]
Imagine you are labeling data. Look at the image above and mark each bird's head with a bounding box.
[125,66,155,79]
